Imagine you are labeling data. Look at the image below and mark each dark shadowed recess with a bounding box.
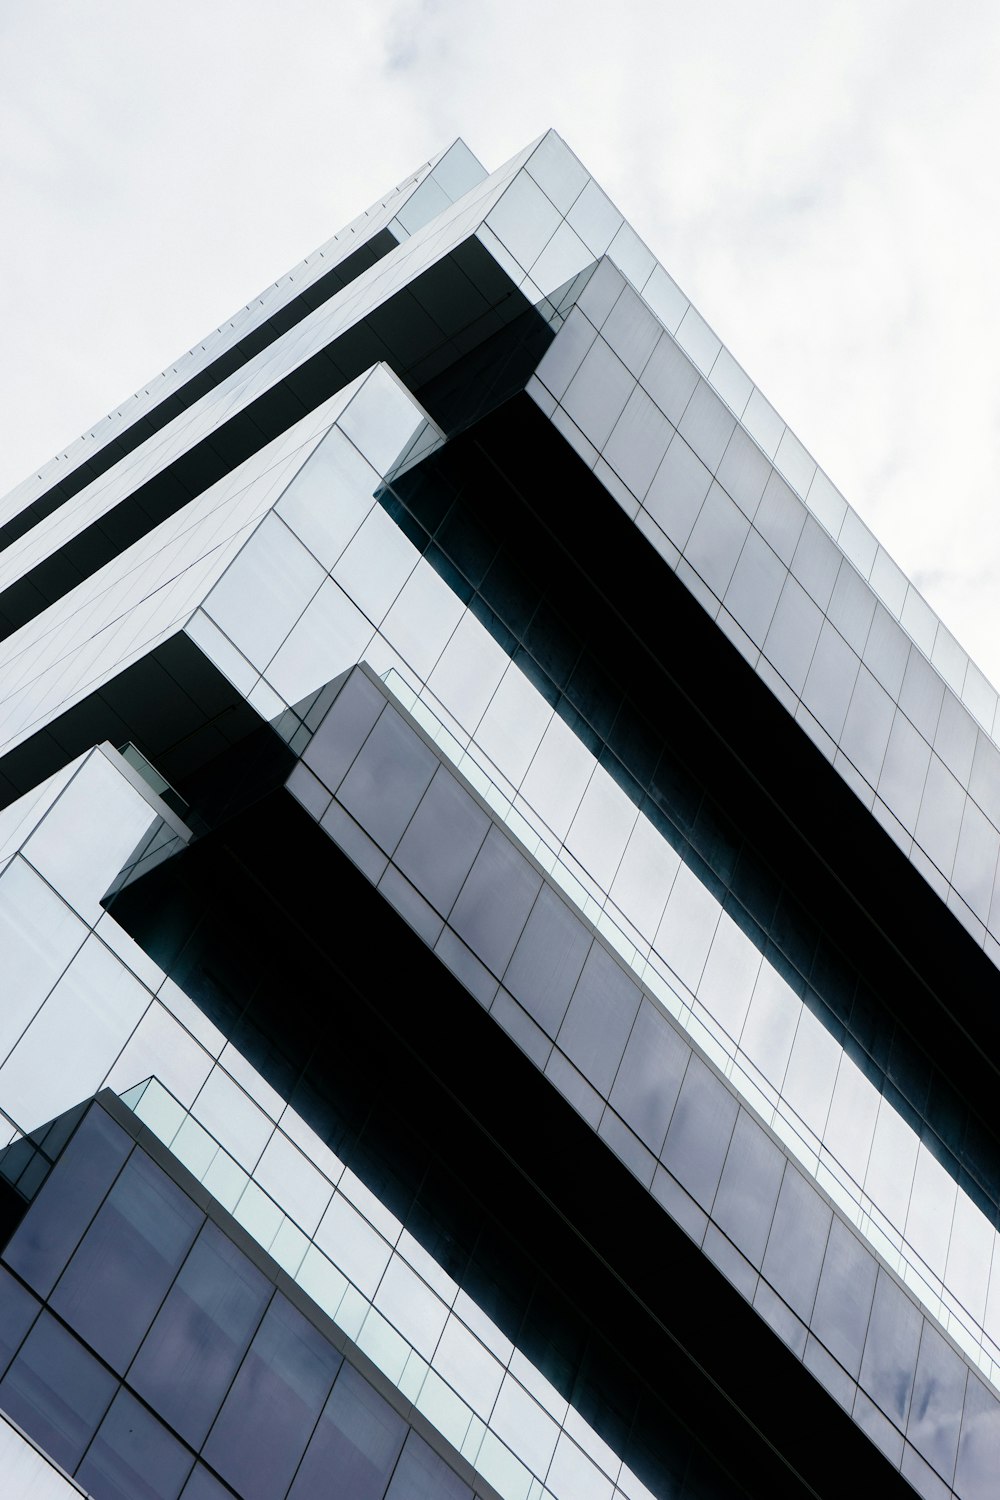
[380,393,1000,1224]
[107,775,912,1500]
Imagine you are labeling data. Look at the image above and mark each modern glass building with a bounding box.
[1,130,999,1500]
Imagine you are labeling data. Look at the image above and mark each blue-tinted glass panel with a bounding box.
[3,1104,131,1297]
[52,1149,203,1372]
[130,1220,273,1449]
[203,1293,342,1500]
[385,1430,472,1500]
[0,1264,40,1375]
[0,1310,115,1471]
[288,1360,406,1500]
[908,1321,967,1485]
[76,1388,194,1500]
[180,1466,236,1500]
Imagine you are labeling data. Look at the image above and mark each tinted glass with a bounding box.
[130,1221,273,1449]
[76,1388,193,1500]
[0,1310,115,1471]
[288,1360,407,1500]
[52,1148,203,1372]
[203,1293,342,1500]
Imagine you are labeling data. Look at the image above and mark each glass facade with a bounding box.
[0,128,997,1500]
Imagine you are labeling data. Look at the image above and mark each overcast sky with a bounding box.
[3,1,999,685]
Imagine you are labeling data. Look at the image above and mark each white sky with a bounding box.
[2,1,999,682]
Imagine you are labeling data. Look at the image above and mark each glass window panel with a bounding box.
[426,611,509,736]
[660,1054,739,1211]
[557,943,641,1097]
[332,506,418,627]
[970,732,1000,830]
[899,650,946,744]
[738,961,800,1091]
[385,1429,472,1500]
[602,285,660,378]
[0,1310,115,1473]
[697,910,762,1045]
[914,755,964,879]
[4,1103,131,1298]
[722,528,785,646]
[288,1360,406,1500]
[485,172,561,272]
[51,1148,202,1373]
[0,860,87,1069]
[609,999,689,1156]
[827,564,875,657]
[859,1268,922,1428]
[249,1131,332,1240]
[642,334,699,425]
[503,884,592,1037]
[761,1166,831,1323]
[754,471,804,567]
[955,1373,1000,1500]
[521,713,595,843]
[608,813,679,943]
[840,666,895,790]
[0,1266,38,1377]
[450,825,543,978]
[781,1005,841,1139]
[801,621,860,742]
[951,797,1000,924]
[203,1294,342,1500]
[863,604,910,699]
[314,1192,391,1301]
[206,513,325,671]
[811,1217,877,1378]
[643,264,688,334]
[339,367,425,475]
[275,426,379,572]
[674,309,721,379]
[76,1388,193,1500]
[381,560,465,684]
[684,483,750,601]
[303,669,385,794]
[865,1095,919,1235]
[945,1189,993,1327]
[491,1374,560,1479]
[935,692,978,784]
[907,1320,967,1484]
[715,426,771,518]
[525,133,590,215]
[762,577,824,698]
[475,664,553,788]
[604,387,672,500]
[904,1143,957,1281]
[0,936,149,1133]
[432,1315,504,1421]
[564,765,638,891]
[823,1052,880,1191]
[566,179,624,257]
[562,337,634,452]
[130,1220,273,1450]
[395,767,490,917]
[644,433,712,551]
[180,1465,235,1500]
[267,579,374,708]
[374,1257,446,1361]
[654,860,719,992]
[712,1109,785,1265]
[791,517,841,612]
[877,710,931,831]
[338,706,438,855]
[534,306,599,403]
[677,381,735,474]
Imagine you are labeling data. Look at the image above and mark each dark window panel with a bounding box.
[76,1388,194,1500]
[660,1055,738,1212]
[0,1264,40,1376]
[51,1148,203,1373]
[202,1293,342,1500]
[129,1220,273,1450]
[0,1310,115,1472]
[287,1360,407,1500]
[3,1104,131,1298]
[503,884,592,1037]
[384,1430,472,1500]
